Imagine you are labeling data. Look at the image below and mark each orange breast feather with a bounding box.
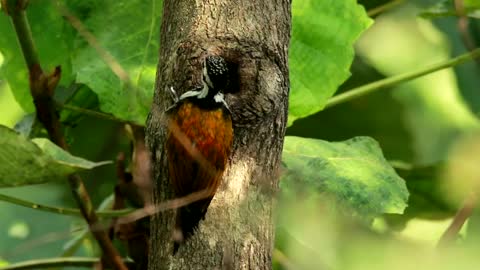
[166,102,233,197]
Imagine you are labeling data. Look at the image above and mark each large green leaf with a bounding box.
[288,0,373,126]
[68,0,162,124]
[0,0,74,112]
[281,136,409,218]
[0,125,110,187]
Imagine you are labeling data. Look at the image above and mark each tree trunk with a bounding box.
[146,0,291,269]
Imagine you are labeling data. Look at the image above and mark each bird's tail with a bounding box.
[173,197,213,254]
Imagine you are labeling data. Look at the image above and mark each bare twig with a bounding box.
[4,1,127,269]
[454,0,480,66]
[101,188,213,229]
[438,192,478,246]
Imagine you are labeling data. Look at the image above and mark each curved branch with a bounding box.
[438,192,477,246]
[326,48,480,109]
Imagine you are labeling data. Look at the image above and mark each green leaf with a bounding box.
[0,125,111,187]
[420,0,480,19]
[32,138,111,169]
[288,0,373,125]
[0,0,74,112]
[281,136,409,218]
[68,0,162,124]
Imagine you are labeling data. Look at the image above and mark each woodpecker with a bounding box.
[166,55,233,253]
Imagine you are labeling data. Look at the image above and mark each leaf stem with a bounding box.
[325,48,480,109]
[0,193,133,218]
[0,257,133,270]
[367,0,404,17]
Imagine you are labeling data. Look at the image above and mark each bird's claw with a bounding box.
[168,86,179,103]
[165,86,179,112]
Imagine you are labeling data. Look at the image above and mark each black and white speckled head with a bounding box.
[177,56,230,109]
[203,55,229,91]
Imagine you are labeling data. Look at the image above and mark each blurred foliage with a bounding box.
[0,81,24,128]
[0,0,480,269]
[0,184,78,263]
[386,163,454,230]
[356,4,480,165]
[279,0,480,269]
[442,133,480,205]
[434,16,480,113]
[287,55,415,162]
[420,0,480,19]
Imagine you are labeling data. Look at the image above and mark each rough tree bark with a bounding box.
[146,0,291,269]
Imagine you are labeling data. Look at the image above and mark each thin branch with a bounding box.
[0,186,225,231]
[437,192,478,246]
[4,1,127,269]
[325,48,480,109]
[57,103,131,124]
[116,189,210,226]
[0,257,133,270]
[0,187,219,231]
[60,195,117,259]
[367,0,404,17]
[0,193,133,218]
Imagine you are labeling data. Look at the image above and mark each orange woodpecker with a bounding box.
[166,55,233,252]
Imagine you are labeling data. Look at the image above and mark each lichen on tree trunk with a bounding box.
[146,0,291,269]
